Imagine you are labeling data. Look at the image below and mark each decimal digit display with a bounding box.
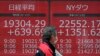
[0,1,48,56]
[0,0,100,56]
[4,20,46,28]
[4,19,46,36]
[58,19,100,37]
[51,1,100,56]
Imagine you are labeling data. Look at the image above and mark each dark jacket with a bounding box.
[35,40,55,56]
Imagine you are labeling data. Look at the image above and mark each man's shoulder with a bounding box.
[35,48,45,56]
[39,42,53,53]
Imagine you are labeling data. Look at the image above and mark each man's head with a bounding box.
[42,26,58,45]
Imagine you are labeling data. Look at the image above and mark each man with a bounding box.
[35,26,58,56]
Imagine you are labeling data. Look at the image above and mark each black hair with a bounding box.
[42,26,57,42]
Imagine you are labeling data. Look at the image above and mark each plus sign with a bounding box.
[58,29,64,36]
[8,29,14,36]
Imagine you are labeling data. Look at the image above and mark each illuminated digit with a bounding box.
[15,20,20,27]
[65,39,71,43]
[76,20,81,27]
[90,29,96,36]
[82,20,87,28]
[20,20,26,27]
[59,20,64,28]
[20,28,25,36]
[82,29,87,36]
[65,20,70,28]
[97,20,100,27]
[15,28,20,36]
[26,28,32,36]
[25,20,31,27]
[9,39,16,43]
[4,20,8,27]
[35,20,40,27]
[76,28,81,36]
[70,20,75,27]
[41,20,46,27]
[60,39,64,43]
[9,20,14,27]
[91,20,95,28]
[35,28,40,36]
[65,29,69,36]
[70,28,75,36]
[97,28,100,36]
[4,39,8,43]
